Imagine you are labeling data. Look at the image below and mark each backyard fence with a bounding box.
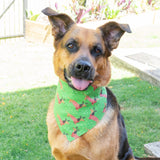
[0,0,26,44]
[0,0,53,44]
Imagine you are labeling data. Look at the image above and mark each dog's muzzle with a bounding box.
[65,58,95,91]
[74,59,91,77]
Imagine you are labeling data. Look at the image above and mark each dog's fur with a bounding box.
[42,7,158,160]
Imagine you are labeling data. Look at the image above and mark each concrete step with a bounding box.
[112,48,160,87]
[144,142,160,157]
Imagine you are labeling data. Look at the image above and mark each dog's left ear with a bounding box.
[99,21,131,51]
[42,7,75,42]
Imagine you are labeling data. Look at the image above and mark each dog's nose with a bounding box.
[75,60,91,73]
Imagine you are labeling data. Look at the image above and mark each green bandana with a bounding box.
[54,80,107,142]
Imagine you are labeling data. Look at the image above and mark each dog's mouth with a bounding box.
[64,69,94,91]
[71,77,93,91]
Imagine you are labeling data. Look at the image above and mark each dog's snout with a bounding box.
[69,58,95,81]
[75,60,91,73]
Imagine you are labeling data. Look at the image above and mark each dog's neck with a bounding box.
[54,80,108,142]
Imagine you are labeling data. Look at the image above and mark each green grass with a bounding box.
[109,77,160,157]
[0,86,56,160]
[0,66,160,159]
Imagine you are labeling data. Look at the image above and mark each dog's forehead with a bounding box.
[64,25,103,44]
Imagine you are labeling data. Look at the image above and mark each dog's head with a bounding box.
[42,7,131,91]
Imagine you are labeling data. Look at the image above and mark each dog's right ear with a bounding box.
[42,7,75,41]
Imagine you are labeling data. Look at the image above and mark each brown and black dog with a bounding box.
[42,7,159,160]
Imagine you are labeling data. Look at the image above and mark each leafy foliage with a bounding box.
[25,10,40,21]
[49,0,160,23]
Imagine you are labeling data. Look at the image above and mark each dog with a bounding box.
[42,7,159,160]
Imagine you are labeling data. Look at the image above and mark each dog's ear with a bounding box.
[99,21,131,51]
[42,7,75,41]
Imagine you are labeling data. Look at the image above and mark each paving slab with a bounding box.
[112,48,160,87]
[144,142,160,157]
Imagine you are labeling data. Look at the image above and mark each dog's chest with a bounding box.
[47,98,119,160]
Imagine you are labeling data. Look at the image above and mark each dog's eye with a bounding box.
[95,47,101,54]
[67,43,74,49]
[91,46,103,57]
[66,41,79,53]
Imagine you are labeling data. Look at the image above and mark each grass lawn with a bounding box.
[0,65,160,160]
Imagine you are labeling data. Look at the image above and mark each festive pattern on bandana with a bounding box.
[54,80,107,142]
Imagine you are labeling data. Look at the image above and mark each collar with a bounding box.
[54,80,107,142]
